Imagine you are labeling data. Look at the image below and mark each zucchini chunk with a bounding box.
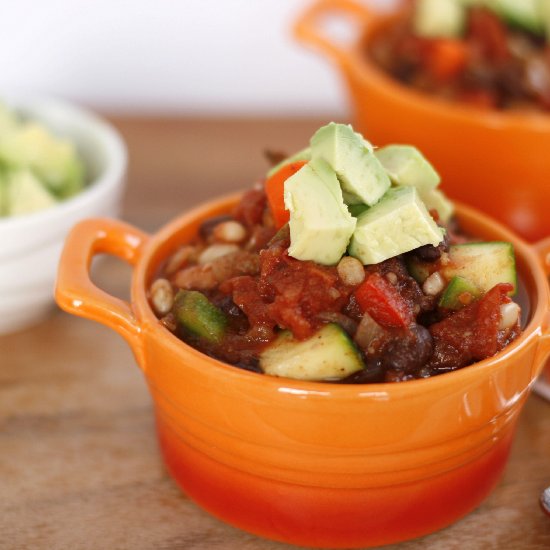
[173,290,227,344]
[443,242,517,295]
[407,242,517,296]
[439,276,481,310]
[259,323,365,381]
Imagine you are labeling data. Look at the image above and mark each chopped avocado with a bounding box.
[266,147,311,179]
[348,203,369,217]
[0,174,8,216]
[284,158,356,265]
[538,0,550,39]
[349,186,444,265]
[414,0,466,38]
[0,123,85,199]
[493,0,544,34]
[0,104,19,139]
[443,242,517,295]
[173,290,227,344]
[375,145,440,194]
[5,169,57,216]
[259,323,365,381]
[421,189,454,223]
[310,122,390,206]
[439,276,481,309]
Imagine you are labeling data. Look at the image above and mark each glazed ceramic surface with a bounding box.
[0,97,126,334]
[294,0,550,243]
[55,194,550,548]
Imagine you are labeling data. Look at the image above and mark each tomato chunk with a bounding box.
[354,272,415,328]
[424,39,469,82]
[264,161,308,229]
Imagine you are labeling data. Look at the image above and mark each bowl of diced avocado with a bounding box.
[0,97,126,334]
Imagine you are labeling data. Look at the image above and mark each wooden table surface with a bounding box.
[1,117,550,550]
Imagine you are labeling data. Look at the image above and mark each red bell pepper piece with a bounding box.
[424,39,469,82]
[264,160,308,228]
[354,272,414,329]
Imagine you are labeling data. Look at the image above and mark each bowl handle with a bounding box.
[294,0,375,68]
[55,218,150,365]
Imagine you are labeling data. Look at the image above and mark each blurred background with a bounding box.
[0,0,396,116]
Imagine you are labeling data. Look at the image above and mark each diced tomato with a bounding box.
[424,39,469,82]
[354,272,415,329]
[429,283,513,370]
[264,161,308,228]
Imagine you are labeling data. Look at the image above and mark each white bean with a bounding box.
[198,244,240,265]
[164,245,196,275]
[212,221,247,243]
[150,278,174,315]
[422,272,445,296]
[499,302,520,330]
[337,256,365,286]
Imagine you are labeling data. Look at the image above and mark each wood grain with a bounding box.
[1,117,549,550]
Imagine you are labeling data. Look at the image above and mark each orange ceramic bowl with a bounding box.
[295,0,550,243]
[56,195,550,549]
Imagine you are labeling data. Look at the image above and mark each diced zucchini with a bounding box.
[406,242,517,296]
[405,256,433,284]
[439,276,481,309]
[259,323,365,381]
[442,242,517,295]
[173,290,227,344]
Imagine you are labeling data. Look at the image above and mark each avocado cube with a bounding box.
[349,186,444,265]
[284,158,356,265]
[0,123,85,199]
[310,123,390,206]
[538,0,550,40]
[0,103,19,139]
[413,0,466,38]
[0,173,7,216]
[375,145,440,194]
[6,169,58,216]
[421,189,454,223]
[493,0,544,34]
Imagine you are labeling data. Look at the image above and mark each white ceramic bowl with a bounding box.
[0,97,127,334]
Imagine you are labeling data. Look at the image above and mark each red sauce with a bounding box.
[152,189,522,383]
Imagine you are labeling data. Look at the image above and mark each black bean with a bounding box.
[407,233,450,263]
[378,325,433,375]
[337,358,385,384]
